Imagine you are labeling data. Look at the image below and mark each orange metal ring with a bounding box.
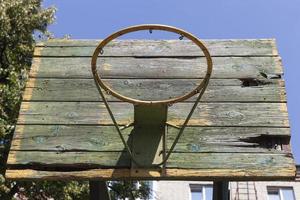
[91,24,213,105]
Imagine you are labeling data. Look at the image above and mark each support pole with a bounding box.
[213,181,229,200]
[89,181,110,200]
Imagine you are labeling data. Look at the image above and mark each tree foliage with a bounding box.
[0,0,55,133]
[0,0,54,147]
[109,181,152,200]
[0,0,66,199]
[0,1,151,199]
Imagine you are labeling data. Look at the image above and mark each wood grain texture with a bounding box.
[34,39,278,56]
[5,167,296,181]
[11,125,131,152]
[7,151,130,168]
[166,127,289,153]
[10,125,290,153]
[6,151,295,177]
[17,102,289,127]
[29,57,283,79]
[6,39,295,181]
[11,125,290,153]
[22,78,286,102]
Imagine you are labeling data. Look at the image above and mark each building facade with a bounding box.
[151,181,299,200]
[148,166,300,200]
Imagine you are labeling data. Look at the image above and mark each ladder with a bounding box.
[233,182,258,200]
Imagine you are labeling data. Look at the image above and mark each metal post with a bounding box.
[213,181,229,200]
[89,181,110,200]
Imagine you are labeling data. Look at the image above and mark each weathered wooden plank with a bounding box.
[10,125,290,153]
[166,127,290,153]
[7,151,294,172]
[29,57,283,79]
[34,39,278,56]
[36,39,275,47]
[23,78,286,102]
[5,167,296,181]
[25,78,285,88]
[17,102,289,127]
[7,151,130,168]
[167,153,294,170]
[11,125,131,152]
[12,125,291,140]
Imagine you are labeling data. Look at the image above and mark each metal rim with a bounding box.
[91,24,213,105]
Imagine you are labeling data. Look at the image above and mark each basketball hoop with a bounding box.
[91,24,213,168]
[91,24,212,105]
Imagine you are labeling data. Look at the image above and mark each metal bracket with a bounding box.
[131,104,167,168]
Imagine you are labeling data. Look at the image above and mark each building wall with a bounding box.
[151,180,300,200]
[152,181,213,200]
[230,181,300,200]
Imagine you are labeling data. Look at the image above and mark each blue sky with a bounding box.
[43,0,300,163]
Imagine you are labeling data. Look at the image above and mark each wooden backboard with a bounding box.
[5,39,296,181]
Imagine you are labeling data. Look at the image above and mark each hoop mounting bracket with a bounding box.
[131,104,167,170]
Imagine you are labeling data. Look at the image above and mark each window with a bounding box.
[267,187,295,200]
[190,184,213,200]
